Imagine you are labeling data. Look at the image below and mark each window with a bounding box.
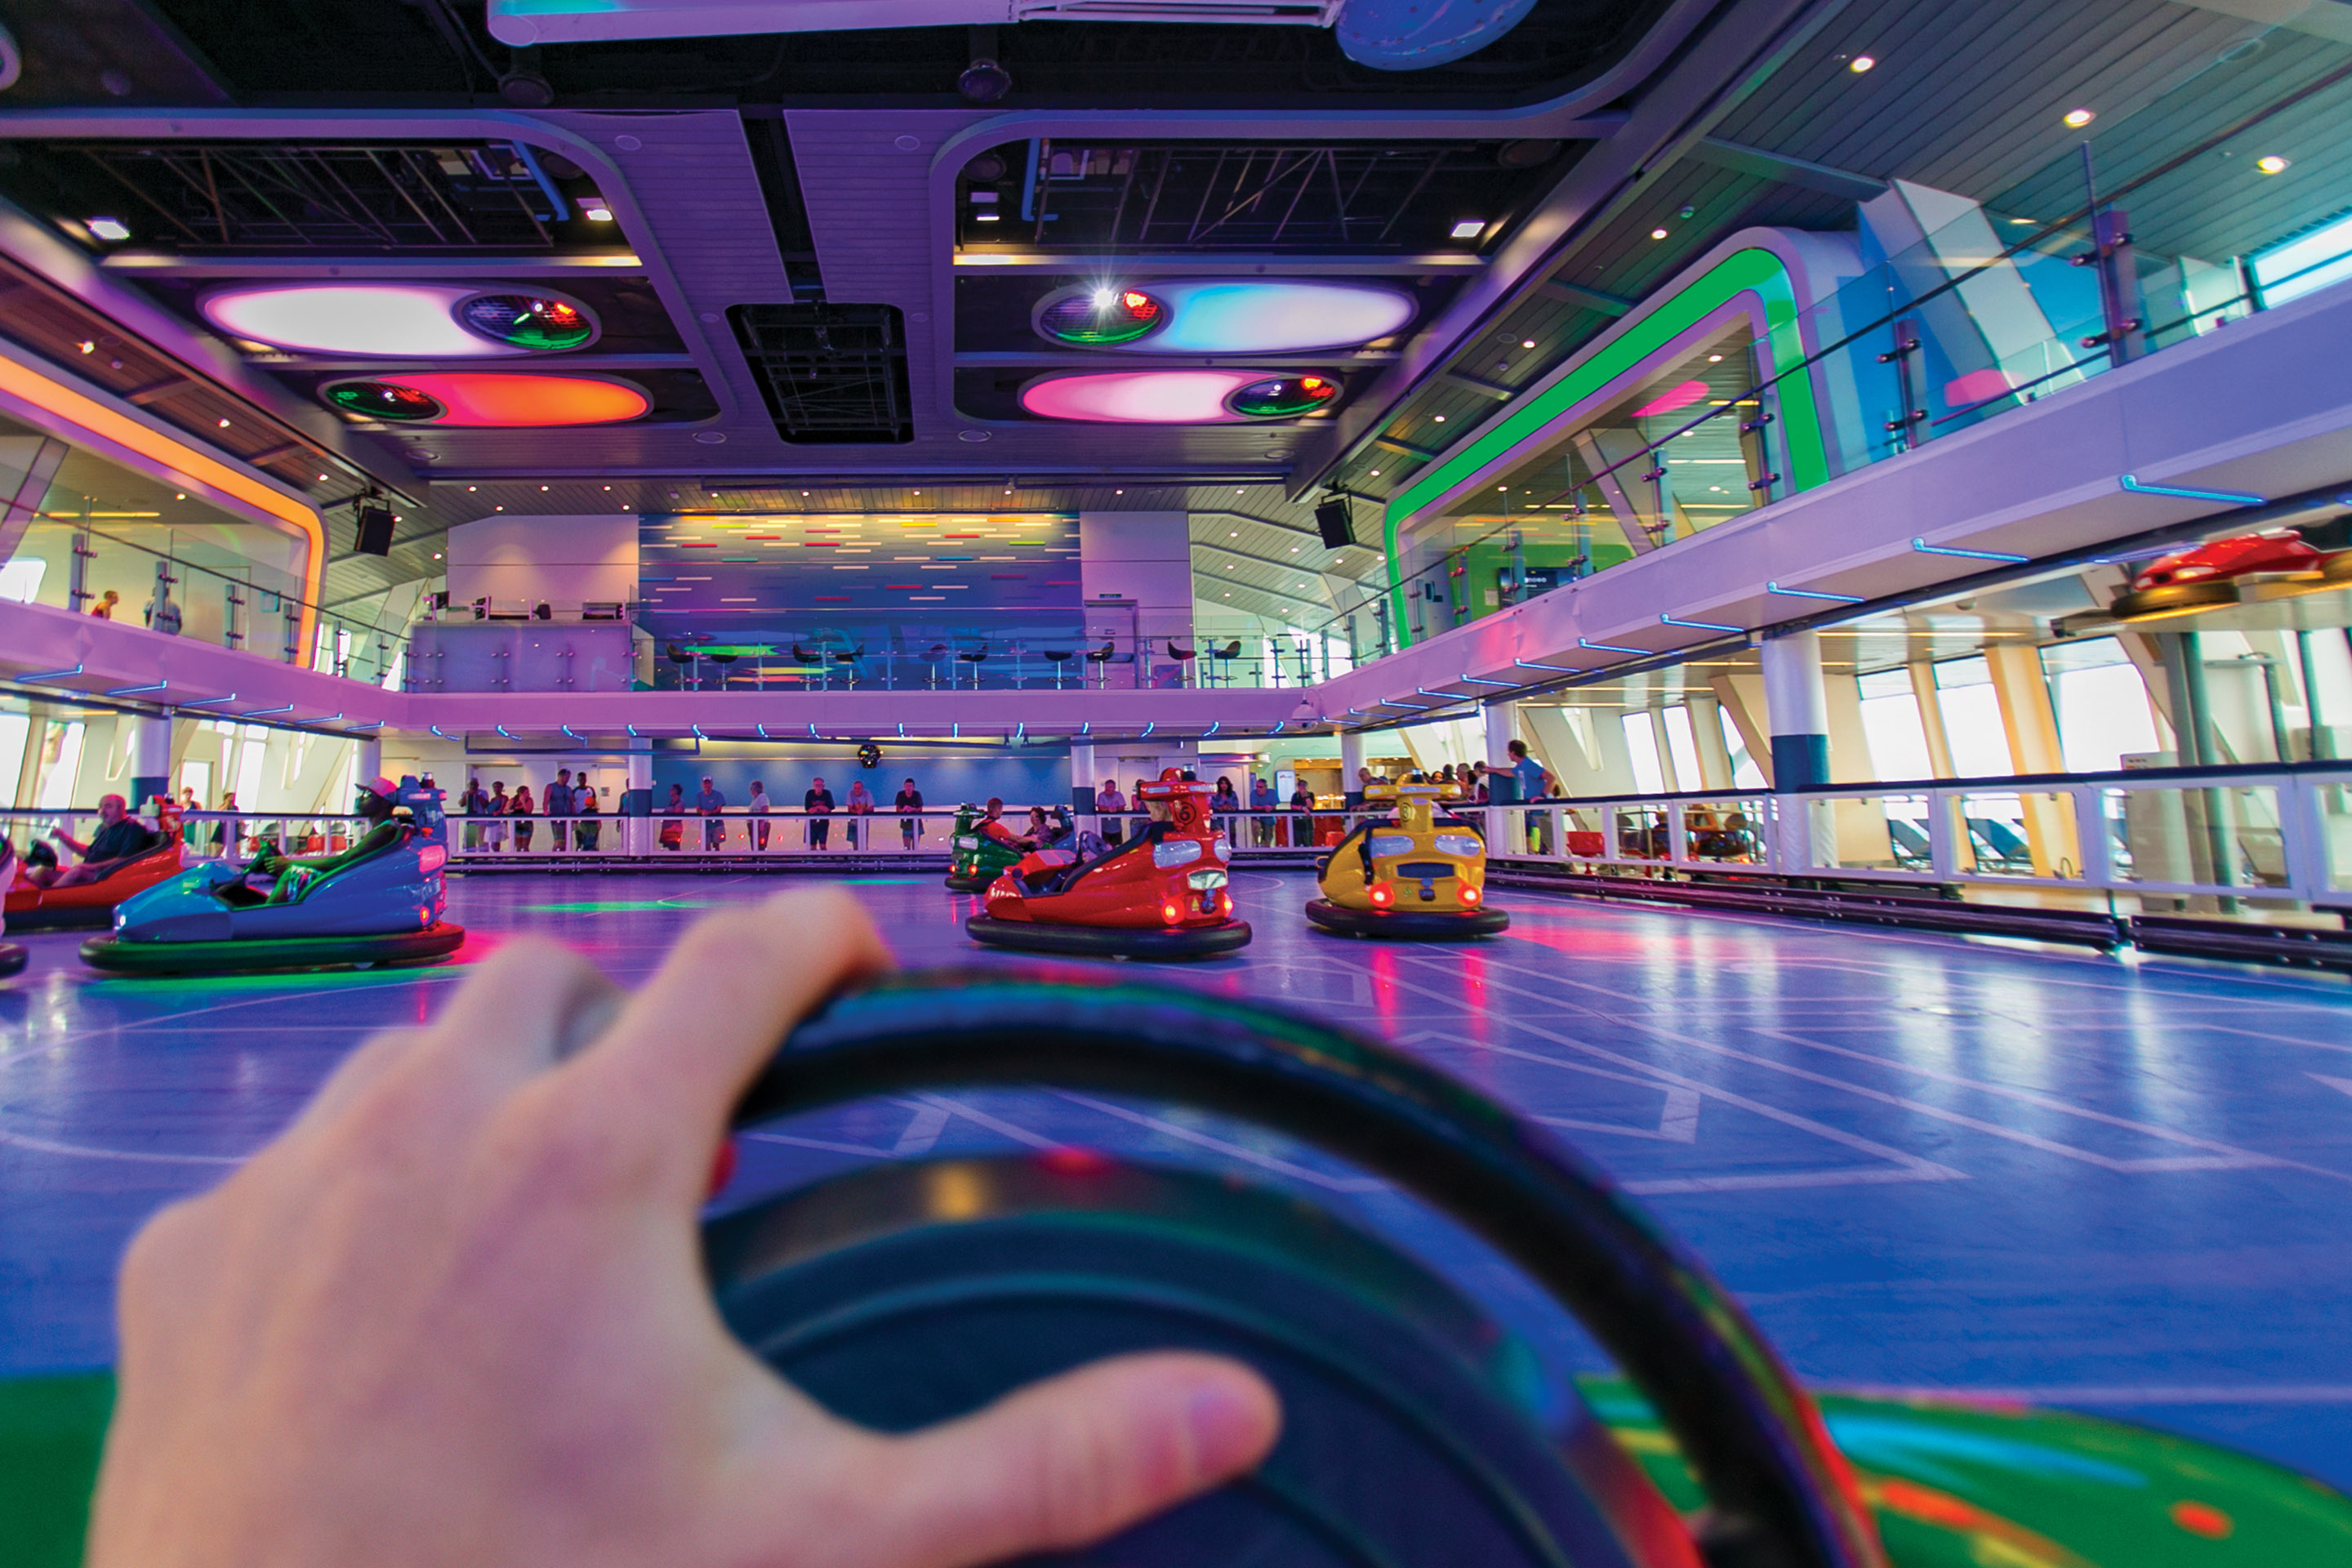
[2252,211,2352,309]
[1858,668,1933,782]
[1718,707,1766,789]
[0,559,45,604]
[33,720,86,809]
[1622,711,1667,794]
[1934,657,2012,777]
[2048,640,2160,772]
[1659,706,1702,791]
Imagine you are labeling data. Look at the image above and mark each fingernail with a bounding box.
[1183,1378,1274,1474]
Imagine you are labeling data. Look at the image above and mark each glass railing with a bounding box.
[0,487,414,688]
[1194,43,2352,683]
[1468,760,2352,911]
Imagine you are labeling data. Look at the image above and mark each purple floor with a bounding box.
[4,868,2350,1486]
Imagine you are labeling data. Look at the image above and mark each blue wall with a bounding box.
[650,746,1066,809]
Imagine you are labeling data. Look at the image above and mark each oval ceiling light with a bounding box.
[320,372,649,427]
[1337,0,1542,69]
[1631,379,1713,418]
[1021,369,1338,424]
[201,283,599,358]
[1031,281,1415,354]
[1036,287,1167,345]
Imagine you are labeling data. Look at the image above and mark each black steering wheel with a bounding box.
[714,969,1885,1568]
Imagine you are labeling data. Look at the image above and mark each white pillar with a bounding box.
[1483,702,1517,771]
[1339,729,1366,803]
[1760,630,1831,790]
[626,744,653,855]
[128,715,173,811]
[1069,742,1096,812]
[355,737,383,783]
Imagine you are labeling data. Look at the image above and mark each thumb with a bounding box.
[832,1352,1280,1568]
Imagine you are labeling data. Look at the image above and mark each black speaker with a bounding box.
[1315,497,1354,550]
[353,504,395,557]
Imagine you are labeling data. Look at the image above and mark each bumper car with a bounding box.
[81,777,464,975]
[945,804,1024,892]
[966,772,1250,960]
[694,971,2352,1568]
[1307,780,1508,938]
[4,799,185,931]
[2109,528,2323,621]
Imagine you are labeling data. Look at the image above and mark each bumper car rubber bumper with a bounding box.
[942,872,996,893]
[1305,898,1510,940]
[0,942,24,980]
[80,921,467,975]
[965,914,1251,960]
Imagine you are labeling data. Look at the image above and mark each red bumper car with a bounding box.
[966,773,1251,960]
[2110,528,2323,621]
[5,800,186,931]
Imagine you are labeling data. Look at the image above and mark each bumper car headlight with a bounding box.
[1432,834,1484,858]
[1153,839,1204,869]
[1369,833,1414,858]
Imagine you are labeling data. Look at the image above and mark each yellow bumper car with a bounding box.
[1306,782,1508,939]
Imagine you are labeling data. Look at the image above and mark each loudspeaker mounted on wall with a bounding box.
[1315,496,1354,550]
[353,504,395,557]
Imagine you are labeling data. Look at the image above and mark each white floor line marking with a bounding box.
[0,1127,246,1165]
[1446,948,2346,1183]
[1396,1030,1701,1143]
[2213,1026,2352,1055]
[916,1093,1068,1152]
[892,1101,951,1155]
[1624,1166,1952,1196]
[1049,1090,1386,1192]
[1366,963,1963,1189]
[2312,1072,2352,1101]
[739,1130,894,1159]
[1827,1383,2352,1406]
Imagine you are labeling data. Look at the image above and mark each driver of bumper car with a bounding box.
[246,777,410,902]
[27,794,150,889]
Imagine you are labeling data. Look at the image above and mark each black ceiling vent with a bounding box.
[729,303,913,444]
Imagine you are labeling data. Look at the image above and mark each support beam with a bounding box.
[1686,136,1888,202]
[1539,279,1635,316]
[1441,370,1517,401]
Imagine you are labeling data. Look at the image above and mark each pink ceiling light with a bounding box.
[1631,379,1712,418]
[1021,369,1267,423]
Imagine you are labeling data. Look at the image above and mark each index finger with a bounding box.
[558,886,893,1189]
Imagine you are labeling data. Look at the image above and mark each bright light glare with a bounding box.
[2256,154,2290,175]
[1450,220,1486,238]
[1092,287,1116,309]
[203,285,523,358]
[2064,108,2095,127]
[84,216,131,242]
[1849,55,1875,72]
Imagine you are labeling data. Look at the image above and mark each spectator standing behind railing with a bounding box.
[845,778,874,850]
[1287,779,1314,848]
[661,784,685,852]
[575,786,601,851]
[214,790,241,858]
[1248,775,1276,846]
[1097,778,1125,844]
[746,781,771,851]
[804,777,835,850]
[1506,739,1555,854]
[458,778,488,851]
[696,777,725,852]
[89,589,119,620]
[484,782,510,853]
[1210,777,1240,836]
[545,769,575,854]
[512,786,536,853]
[896,777,924,849]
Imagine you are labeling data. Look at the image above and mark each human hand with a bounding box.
[89,887,1281,1568]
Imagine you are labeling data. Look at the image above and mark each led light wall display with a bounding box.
[1020,369,1339,423]
[201,284,600,357]
[321,372,649,426]
[1031,281,1414,354]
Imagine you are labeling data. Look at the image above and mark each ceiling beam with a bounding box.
[1539,279,1634,315]
[99,251,646,278]
[952,252,1485,276]
[1686,135,1886,201]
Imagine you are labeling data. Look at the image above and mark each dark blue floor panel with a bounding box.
[4,869,2350,1486]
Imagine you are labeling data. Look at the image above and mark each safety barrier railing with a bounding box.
[1472,761,2352,910]
[0,805,376,869]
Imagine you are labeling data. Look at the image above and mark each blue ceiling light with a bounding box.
[1036,281,1416,355]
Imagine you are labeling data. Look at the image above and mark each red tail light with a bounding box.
[1163,902,1180,924]
[1461,885,1480,905]
[1218,892,1232,915]
[1370,883,1392,906]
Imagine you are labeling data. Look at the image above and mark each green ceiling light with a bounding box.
[324,381,447,422]
[459,292,597,351]
[1036,287,1167,345]
[1227,375,1340,418]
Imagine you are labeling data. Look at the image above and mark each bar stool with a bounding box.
[1166,641,1196,688]
[1083,639,1116,688]
[1043,649,1075,688]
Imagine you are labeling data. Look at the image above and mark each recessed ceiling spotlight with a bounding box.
[2256,154,2291,174]
[216,418,230,428]
[468,485,478,492]
[1521,339,1536,349]
[1708,354,1724,363]
[1432,415,1446,423]
[78,341,96,354]
[1451,220,1486,239]
[1368,469,1380,476]
[175,492,185,500]
[317,473,329,482]
[84,216,131,242]
[2064,108,2095,127]
[540,484,550,491]
[1848,54,1875,73]
[579,198,615,222]
[1650,228,1669,239]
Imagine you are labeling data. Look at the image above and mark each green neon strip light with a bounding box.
[1381,247,1832,650]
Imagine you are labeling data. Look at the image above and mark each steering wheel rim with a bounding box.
[734,967,1886,1568]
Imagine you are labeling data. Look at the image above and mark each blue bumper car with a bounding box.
[80,777,465,975]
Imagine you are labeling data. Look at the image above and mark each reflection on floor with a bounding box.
[3,870,2350,1486]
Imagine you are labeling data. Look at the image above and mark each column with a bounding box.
[1759,630,1830,791]
[1069,742,1097,813]
[355,737,384,785]
[1482,701,1517,775]
[128,715,173,810]
[626,743,653,856]
[1339,729,1366,805]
